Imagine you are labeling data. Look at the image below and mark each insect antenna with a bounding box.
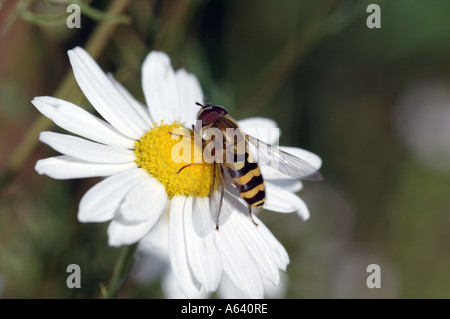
[196,97,210,108]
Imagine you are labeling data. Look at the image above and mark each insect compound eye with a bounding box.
[201,110,221,126]
[212,106,228,115]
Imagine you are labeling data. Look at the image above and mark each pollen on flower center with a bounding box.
[135,122,211,199]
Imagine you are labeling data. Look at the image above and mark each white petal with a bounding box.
[119,177,168,223]
[32,96,135,149]
[175,68,204,126]
[142,51,180,124]
[229,211,280,285]
[107,217,158,247]
[218,274,287,299]
[262,272,288,299]
[138,212,170,259]
[264,177,303,193]
[217,274,250,299]
[35,155,137,180]
[238,117,280,144]
[192,196,216,237]
[39,131,136,164]
[68,47,148,139]
[162,269,191,299]
[294,196,310,220]
[260,162,305,180]
[169,196,201,298]
[264,181,310,220]
[107,73,153,127]
[184,196,222,292]
[216,217,264,299]
[252,215,290,270]
[78,168,149,222]
[162,269,210,299]
[280,146,322,170]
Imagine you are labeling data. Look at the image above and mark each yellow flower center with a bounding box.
[135,122,211,199]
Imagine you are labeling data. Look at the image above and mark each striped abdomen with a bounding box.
[226,152,265,208]
[198,111,266,208]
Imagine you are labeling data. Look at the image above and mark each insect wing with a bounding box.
[246,135,322,181]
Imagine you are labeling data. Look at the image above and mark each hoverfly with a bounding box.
[193,100,322,231]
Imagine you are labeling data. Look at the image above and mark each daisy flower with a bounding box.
[33,47,322,298]
[136,215,289,299]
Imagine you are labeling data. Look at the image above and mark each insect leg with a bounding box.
[214,166,227,231]
[177,162,205,174]
[248,205,258,227]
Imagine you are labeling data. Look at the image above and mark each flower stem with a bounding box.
[101,243,138,299]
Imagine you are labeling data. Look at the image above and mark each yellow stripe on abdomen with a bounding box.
[240,183,265,199]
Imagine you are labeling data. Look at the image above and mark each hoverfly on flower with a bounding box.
[172,100,323,230]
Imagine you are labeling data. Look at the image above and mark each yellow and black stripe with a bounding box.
[226,152,265,208]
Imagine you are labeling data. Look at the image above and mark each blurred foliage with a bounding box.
[1,0,450,298]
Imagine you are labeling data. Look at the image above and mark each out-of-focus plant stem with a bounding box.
[153,0,204,54]
[18,0,131,27]
[69,0,132,25]
[238,0,350,111]
[0,0,131,190]
[101,243,138,299]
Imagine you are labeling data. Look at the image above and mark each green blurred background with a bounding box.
[1,0,450,298]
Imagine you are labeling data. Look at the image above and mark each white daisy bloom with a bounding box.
[136,217,289,299]
[33,47,322,298]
